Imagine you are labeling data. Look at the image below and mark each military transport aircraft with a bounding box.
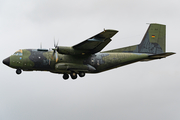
[3,23,175,80]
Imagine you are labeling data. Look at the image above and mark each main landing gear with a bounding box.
[63,72,85,80]
[63,73,69,80]
[16,69,22,75]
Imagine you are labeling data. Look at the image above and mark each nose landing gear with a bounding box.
[16,69,22,75]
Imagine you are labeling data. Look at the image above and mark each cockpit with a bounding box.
[13,49,23,56]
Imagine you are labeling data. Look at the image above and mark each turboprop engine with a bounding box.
[57,46,88,55]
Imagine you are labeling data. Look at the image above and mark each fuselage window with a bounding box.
[13,50,23,56]
[14,52,22,56]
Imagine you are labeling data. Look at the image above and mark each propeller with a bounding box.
[51,39,59,62]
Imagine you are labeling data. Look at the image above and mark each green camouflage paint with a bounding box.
[3,23,175,79]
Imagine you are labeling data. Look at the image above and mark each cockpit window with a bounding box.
[13,50,23,56]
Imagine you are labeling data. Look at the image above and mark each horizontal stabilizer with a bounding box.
[141,52,175,61]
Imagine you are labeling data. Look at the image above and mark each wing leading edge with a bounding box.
[72,29,118,54]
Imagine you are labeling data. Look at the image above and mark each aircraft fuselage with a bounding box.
[3,49,149,74]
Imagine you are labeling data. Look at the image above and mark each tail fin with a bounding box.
[138,23,165,54]
[103,23,166,54]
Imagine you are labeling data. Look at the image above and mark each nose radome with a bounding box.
[3,57,10,66]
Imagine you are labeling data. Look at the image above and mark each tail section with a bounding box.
[102,23,175,61]
[103,23,167,54]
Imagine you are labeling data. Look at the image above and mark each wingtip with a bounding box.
[165,52,176,55]
[104,29,118,32]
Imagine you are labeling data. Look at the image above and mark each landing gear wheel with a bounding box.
[78,72,85,77]
[16,69,22,75]
[70,72,77,80]
[63,73,69,80]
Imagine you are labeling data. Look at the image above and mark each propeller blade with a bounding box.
[56,40,59,47]
[54,38,56,47]
[51,38,59,62]
[55,51,58,62]
[51,51,55,60]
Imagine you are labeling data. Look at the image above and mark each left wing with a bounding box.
[72,29,118,54]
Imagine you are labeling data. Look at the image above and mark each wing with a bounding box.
[72,29,118,54]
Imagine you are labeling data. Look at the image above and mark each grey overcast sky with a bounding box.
[0,0,180,120]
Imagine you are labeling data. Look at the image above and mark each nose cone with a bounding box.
[3,57,10,66]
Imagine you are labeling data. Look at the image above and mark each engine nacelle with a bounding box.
[57,46,88,55]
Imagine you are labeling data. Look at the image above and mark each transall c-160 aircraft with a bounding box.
[3,23,175,80]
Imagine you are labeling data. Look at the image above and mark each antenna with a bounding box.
[40,42,42,49]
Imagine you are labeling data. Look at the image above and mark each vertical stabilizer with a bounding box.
[138,23,166,54]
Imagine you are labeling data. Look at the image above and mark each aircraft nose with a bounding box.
[3,57,10,66]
